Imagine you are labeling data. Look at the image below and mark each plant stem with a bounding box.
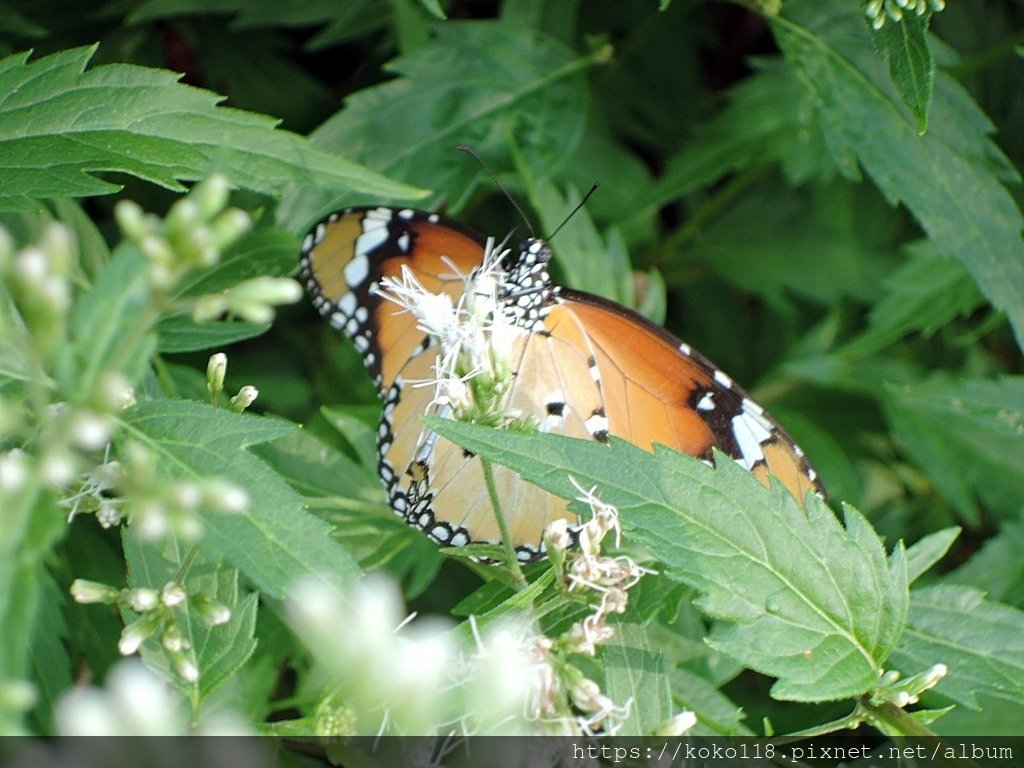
[858,697,937,737]
[480,456,526,589]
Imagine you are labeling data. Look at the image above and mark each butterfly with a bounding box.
[299,206,824,562]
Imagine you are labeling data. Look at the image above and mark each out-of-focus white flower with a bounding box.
[55,660,189,736]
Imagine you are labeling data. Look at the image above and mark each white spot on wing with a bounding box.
[344,254,370,287]
[679,342,692,355]
[697,393,715,411]
[338,292,357,317]
[714,370,733,389]
[585,413,609,437]
[731,412,770,470]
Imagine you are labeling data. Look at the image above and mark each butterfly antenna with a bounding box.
[456,144,535,236]
[547,181,601,241]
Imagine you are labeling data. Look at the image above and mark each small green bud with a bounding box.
[229,385,259,413]
[228,276,304,306]
[208,209,252,249]
[70,579,121,605]
[206,353,227,397]
[192,294,228,322]
[166,198,200,233]
[193,594,231,627]
[114,200,149,242]
[118,612,162,655]
[127,587,160,612]
[226,298,274,325]
[195,174,230,219]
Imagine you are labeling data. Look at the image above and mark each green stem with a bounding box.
[859,697,938,737]
[480,456,526,589]
[172,546,200,583]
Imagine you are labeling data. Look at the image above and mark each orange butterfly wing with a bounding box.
[546,290,823,502]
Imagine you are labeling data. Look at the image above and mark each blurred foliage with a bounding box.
[0,0,1022,740]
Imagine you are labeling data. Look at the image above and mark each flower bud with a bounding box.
[192,294,228,323]
[206,353,227,396]
[229,385,259,413]
[195,174,230,219]
[653,710,697,736]
[118,613,162,655]
[228,276,304,306]
[127,588,159,612]
[71,579,121,605]
[161,582,187,608]
[115,200,149,242]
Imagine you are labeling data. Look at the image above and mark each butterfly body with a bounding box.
[300,206,823,561]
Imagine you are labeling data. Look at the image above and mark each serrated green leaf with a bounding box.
[944,518,1024,608]
[904,527,960,585]
[123,532,258,705]
[884,376,1024,523]
[635,61,831,215]
[0,46,422,207]
[603,624,672,736]
[426,419,909,702]
[871,10,934,132]
[890,584,1024,710]
[118,399,360,600]
[772,3,1024,350]
[278,22,591,228]
[842,240,984,357]
[681,177,900,307]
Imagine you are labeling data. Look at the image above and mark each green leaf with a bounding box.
[772,2,1024,349]
[904,527,959,585]
[0,282,47,392]
[0,46,422,208]
[944,517,1024,608]
[870,11,934,132]
[156,316,269,354]
[884,376,1024,523]
[635,60,832,215]
[118,399,361,600]
[890,584,1024,710]
[842,240,984,357]
[681,177,900,308]
[56,243,154,396]
[0,487,66,682]
[124,531,258,706]
[278,22,591,228]
[321,405,380,473]
[427,419,910,702]
[28,573,72,735]
[602,623,672,736]
[667,667,752,736]
[259,424,442,598]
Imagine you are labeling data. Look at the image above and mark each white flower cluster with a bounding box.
[71,576,231,684]
[375,240,525,429]
[286,575,543,735]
